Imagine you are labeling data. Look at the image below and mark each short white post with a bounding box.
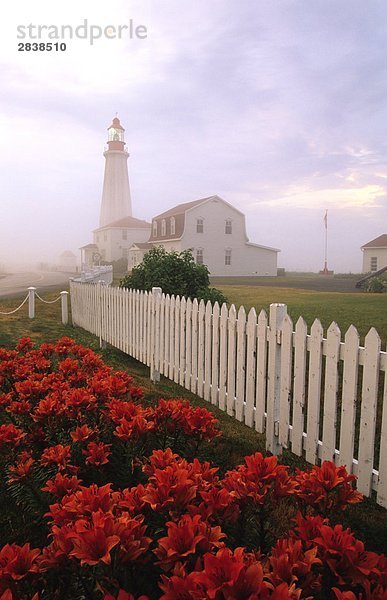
[27,287,36,319]
[266,303,287,455]
[60,291,69,325]
[150,286,162,383]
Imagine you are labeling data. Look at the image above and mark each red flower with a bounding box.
[295,461,363,514]
[68,511,120,566]
[8,455,35,484]
[182,406,221,441]
[83,441,111,466]
[142,465,197,513]
[40,444,72,470]
[155,514,225,571]
[6,399,31,415]
[0,424,26,448]
[15,337,34,353]
[114,415,154,441]
[0,543,40,580]
[42,473,82,498]
[70,424,95,442]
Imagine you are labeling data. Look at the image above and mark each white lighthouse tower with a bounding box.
[99,116,132,227]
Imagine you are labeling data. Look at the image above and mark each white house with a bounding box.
[140,195,279,276]
[93,216,151,263]
[361,234,387,273]
[58,250,77,272]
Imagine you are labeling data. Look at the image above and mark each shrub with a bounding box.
[366,276,387,293]
[0,337,385,599]
[120,247,227,304]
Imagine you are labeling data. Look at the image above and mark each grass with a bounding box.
[211,278,387,348]
[0,288,386,553]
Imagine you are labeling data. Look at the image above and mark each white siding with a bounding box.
[362,248,387,273]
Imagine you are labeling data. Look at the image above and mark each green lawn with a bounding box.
[0,288,386,553]
[213,283,387,347]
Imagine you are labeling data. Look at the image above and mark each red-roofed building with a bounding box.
[361,234,387,273]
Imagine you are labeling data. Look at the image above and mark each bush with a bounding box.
[366,276,387,293]
[0,337,385,599]
[120,247,228,304]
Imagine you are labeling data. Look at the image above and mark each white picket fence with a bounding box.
[69,281,387,508]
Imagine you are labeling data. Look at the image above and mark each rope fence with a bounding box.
[0,287,69,324]
[0,294,29,315]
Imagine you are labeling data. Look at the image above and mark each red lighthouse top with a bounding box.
[107,116,125,150]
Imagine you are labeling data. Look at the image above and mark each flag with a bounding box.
[324,210,328,230]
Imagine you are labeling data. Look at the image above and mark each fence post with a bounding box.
[60,291,69,325]
[266,303,287,455]
[27,287,36,319]
[150,287,162,383]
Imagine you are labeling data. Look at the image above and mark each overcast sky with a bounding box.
[1,0,386,272]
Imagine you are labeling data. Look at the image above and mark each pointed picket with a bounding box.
[191,298,199,394]
[279,313,293,447]
[338,325,359,471]
[255,309,268,433]
[185,298,193,390]
[163,294,170,376]
[305,319,324,464]
[377,373,387,507]
[173,296,181,384]
[235,306,246,422]
[227,305,237,416]
[321,322,341,462]
[245,308,257,428]
[159,293,165,373]
[179,297,187,387]
[197,300,206,397]
[168,296,176,380]
[357,328,381,496]
[291,317,307,455]
[218,303,228,411]
[204,301,213,402]
[211,302,220,406]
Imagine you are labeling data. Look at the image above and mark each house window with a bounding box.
[101,249,106,260]
[196,248,204,264]
[122,229,127,240]
[225,249,232,266]
[153,220,157,236]
[225,219,232,234]
[161,219,166,236]
[370,257,378,272]
[170,216,175,235]
[197,218,204,233]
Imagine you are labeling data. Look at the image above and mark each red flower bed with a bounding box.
[0,337,385,599]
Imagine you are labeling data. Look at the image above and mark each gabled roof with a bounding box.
[94,216,151,232]
[361,234,387,249]
[152,196,214,221]
[79,243,98,250]
[149,195,245,242]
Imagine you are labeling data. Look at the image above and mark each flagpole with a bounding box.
[324,209,328,272]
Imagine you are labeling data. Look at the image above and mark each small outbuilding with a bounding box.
[361,234,387,273]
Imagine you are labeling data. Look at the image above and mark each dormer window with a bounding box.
[197,218,204,233]
[153,220,158,236]
[161,219,166,236]
[225,219,232,234]
[170,216,175,235]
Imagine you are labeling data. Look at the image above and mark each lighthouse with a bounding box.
[80,117,151,267]
[99,117,132,227]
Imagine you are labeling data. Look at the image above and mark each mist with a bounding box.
[1,0,386,274]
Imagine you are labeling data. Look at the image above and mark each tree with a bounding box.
[119,247,228,304]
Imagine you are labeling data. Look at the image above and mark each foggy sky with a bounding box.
[1,0,387,272]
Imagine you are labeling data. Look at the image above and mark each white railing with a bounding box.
[72,265,113,285]
[69,282,387,508]
[0,287,69,324]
